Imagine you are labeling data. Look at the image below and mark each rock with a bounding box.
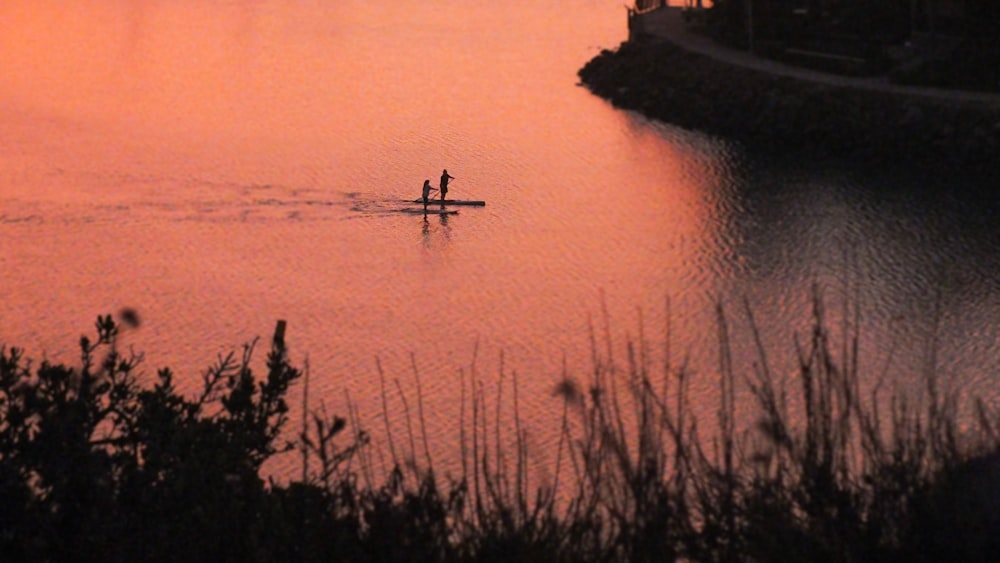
[578,40,1000,170]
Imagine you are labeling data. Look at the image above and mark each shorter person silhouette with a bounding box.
[421,179,437,212]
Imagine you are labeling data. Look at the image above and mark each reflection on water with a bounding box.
[1,0,997,479]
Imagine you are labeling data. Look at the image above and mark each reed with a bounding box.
[297,287,1000,561]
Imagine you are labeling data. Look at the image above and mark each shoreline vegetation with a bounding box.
[577,9,1000,175]
[2,293,999,561]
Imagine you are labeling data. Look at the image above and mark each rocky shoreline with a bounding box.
[578,38,1000,173]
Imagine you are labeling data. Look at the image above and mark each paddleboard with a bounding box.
[408,199,485,207]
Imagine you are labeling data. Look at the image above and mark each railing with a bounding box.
[633,0,666,16]
[628,0,667,40]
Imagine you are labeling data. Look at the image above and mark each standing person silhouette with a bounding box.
[439,169,455,201]
[421,179,437,212]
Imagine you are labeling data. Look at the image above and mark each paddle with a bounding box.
[413,184,438,203]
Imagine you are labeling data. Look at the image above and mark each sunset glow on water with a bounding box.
[2,0,997,479]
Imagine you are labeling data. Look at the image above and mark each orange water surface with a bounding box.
[2,0,997,480]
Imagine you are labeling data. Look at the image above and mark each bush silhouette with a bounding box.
[3,300,999,562]
[0,316,320,561]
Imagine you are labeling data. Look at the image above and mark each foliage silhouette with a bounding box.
[2,296,999,562]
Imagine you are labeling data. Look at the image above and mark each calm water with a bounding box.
[2,0,998,478]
